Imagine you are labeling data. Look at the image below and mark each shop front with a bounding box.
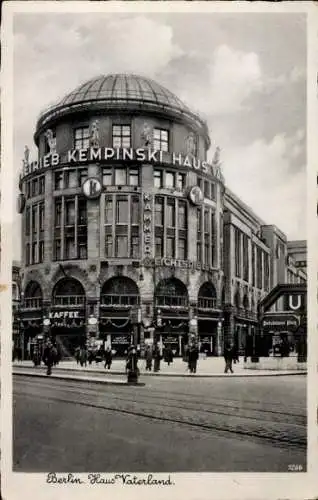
[198,319,218,356]
[50,277,87,357]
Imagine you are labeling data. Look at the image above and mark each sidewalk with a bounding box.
[13,356,307,378]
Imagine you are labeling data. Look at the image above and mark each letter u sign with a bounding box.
[289,295,301,310]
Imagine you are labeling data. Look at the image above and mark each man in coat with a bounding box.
[224,342,234,374]
[188,343,199,374]
[42,340,56,376]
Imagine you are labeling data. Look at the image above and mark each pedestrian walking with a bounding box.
[79,347,87,367]
[224,342,234,374]
[153,343,162,372]
[42,340,55,376]
[164,344,174,366]
[188,343,199,374]
[232,343,239,364]
[104,346,112,370]
[75,346,81,365]
[145,344,153,371]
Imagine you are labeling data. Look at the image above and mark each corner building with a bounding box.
[19,74,226,357]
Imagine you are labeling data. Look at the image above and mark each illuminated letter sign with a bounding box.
[82,177,102,199]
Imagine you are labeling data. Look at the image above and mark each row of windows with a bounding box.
[25,176,45,199]
[234,227,270,290]
[153,170,186,190]
[196,208,217,267]
[25,203,45,235]
[197,177,216,201]
[25,241,45,265]
[47,125,173,153]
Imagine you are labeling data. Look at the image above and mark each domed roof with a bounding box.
[35,73,209,145]
[58,74,191,113]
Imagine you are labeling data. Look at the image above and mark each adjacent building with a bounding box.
[15,73,307,358]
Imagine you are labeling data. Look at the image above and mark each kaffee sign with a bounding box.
[22,147,223,181]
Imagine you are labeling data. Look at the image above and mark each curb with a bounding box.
[13,370,145,386]
[13,366,307,379]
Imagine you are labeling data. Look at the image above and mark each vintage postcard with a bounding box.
[1,1,317,500]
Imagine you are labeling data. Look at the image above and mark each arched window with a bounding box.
[24,281,42,309]
[198,282,217,309]
[101,277,139,307]
[52,278,85,307]
[155,278,188,308]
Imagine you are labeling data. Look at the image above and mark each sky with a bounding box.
[12,11,307,260]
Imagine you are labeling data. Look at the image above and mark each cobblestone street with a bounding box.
[13,374,306,472]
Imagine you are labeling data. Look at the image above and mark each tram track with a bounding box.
[14,376,307,449]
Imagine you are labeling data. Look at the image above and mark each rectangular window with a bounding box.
[55,200,62,227]
[235,228,241,278]
[155,237,164,258]
[32,206,37,234]
[204,209,209,232]
[65,237,76,259]
[78,199,87,225]
[210,183,216,201]
[105,198,113,224]
[131,236,140,259]
[166,200,175,227]
[204,242,210,265]
[32,242,37,264]
[54,239,61,261]
[211,211,216,267]
[55,171,64,190]
[257,248,263,289]
[65,170,78,189]
[197,177,203,190]
[31,179,38,197]
[26,243,30,266]
[112,125,131,148]
[116,198,128,223]
[74,127,90,150]
[78,169,88,187]
[39,241,44,263]
[177,173,186,190]
[102,168,113,186]
[131,197,140,225]
[26,207,30,236]
[153,128,169,152]
[105,235,113,258]
[155,197,164,226]
[115,168,127,185]
[78,236,87,260]
[178,201,187,229]
[166,237,175,258]
[65,200,75,226]
[39,203,45,231]
[116,235,128,257]
[264,253,269,291]
[26,182,31,199]
[154,170,163,188]
[39,176,45,195]
[129,168,139,186]
[204,181,210,198]
[197,242,202,263]
[197,208,202,233]
[252,244,256,286]
[165,172,175,189]
[243,234,249,282]
[178,239,186,260]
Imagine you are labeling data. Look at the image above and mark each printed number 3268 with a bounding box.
[288,464,303,472]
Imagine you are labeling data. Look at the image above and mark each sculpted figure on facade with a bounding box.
[90,120,100,148]
[23,145,30,167]
[185,132,196,157]
[44,129,57,155]
[141,122,152,147]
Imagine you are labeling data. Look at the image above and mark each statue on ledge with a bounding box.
[141,122,152,147]
[90,120,100,148]
[44,129,57,155]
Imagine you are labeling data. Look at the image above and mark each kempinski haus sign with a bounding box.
[21,147,224,181]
